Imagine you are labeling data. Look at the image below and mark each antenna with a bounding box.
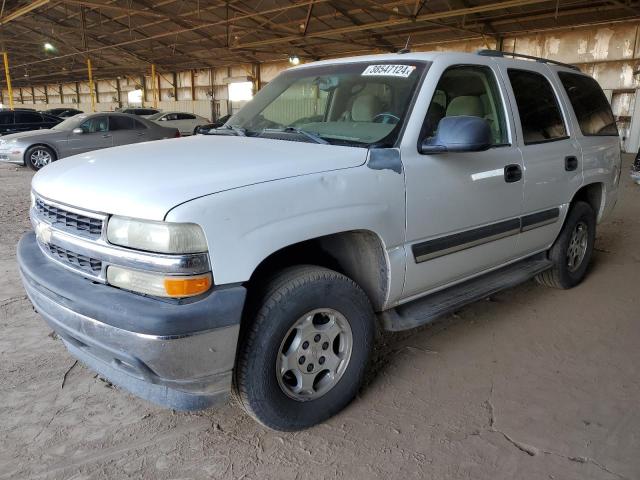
[398,36,411,54]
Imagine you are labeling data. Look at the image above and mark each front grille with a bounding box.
[35,198,103,238]
[47,243,102,275]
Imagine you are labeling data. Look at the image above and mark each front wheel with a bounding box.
[536,201,596,289]
[26,145,56,171]
[234,266,375,431]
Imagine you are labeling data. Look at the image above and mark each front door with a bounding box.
[401,61,524,299]
[68,115,113,155]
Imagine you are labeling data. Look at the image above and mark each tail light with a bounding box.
[174,130,181,138]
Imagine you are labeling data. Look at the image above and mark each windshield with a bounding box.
[51,114,87,131]
[229,61,427,147]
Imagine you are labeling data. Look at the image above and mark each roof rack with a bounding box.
[477,49,581,72]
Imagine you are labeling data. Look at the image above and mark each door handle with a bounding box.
[136,132,145,136]
[565,155,578,171]
[504,164,522,183]
[102,134,112,138]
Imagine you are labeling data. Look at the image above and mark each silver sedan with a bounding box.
[0,112,179,170]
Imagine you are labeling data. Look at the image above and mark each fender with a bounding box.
[165,164,407,293]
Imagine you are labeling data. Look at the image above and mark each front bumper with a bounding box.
[18,232,246,411]
[0,146,25,164]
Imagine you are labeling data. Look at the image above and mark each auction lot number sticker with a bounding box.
[362,64,416,77]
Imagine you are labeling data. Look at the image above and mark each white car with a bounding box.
[19,50,621,431]
[148,111,210,136]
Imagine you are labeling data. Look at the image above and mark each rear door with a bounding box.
[401,59,525,298]
[108,115,141,146]
[175,113,197,134]
[497,63,582,255]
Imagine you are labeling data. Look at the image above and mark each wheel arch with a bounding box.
[246,229,390,312]
[23,143,59,164]
[570,182,604,221]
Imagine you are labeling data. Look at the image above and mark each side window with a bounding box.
[421,65,508,145]
[164,113,178,121]
[507,69,567,144]
[79,116,109,133]
[177,113,196,120]
[109,116,134,130]
[558,72,618,136]
[15,112,43,123]
[132,119,147,130]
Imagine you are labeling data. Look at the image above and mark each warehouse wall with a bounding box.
[2,21,639,151]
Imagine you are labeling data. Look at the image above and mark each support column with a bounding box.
[87,57,96,112]
[2,52,14,110]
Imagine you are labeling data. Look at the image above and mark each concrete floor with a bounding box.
[0,156,638,480]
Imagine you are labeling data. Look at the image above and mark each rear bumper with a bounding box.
[18,232,246,411]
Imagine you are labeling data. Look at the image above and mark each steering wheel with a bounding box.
[373,112,400,124]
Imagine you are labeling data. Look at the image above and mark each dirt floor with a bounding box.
[0,155,638,480]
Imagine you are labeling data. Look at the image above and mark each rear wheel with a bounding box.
[234,266,375,431]
[536,201,596,289]
[26,145,56,171]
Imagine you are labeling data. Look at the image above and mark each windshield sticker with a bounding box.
[362,64,416,78]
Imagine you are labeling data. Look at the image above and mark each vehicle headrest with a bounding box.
[351,94,383,122]
[446,96,484,117]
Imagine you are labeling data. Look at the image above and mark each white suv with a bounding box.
[18,50,621,431]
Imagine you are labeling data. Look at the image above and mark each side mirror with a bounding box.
[72,127,83,134]
[419,116,492,154]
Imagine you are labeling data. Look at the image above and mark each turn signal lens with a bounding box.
[107,266,212,298]
[164,275,212,297]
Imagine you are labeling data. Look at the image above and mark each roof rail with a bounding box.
[477,49,581,72]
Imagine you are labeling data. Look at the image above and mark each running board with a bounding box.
[380,254,552,332]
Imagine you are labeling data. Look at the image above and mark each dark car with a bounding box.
[193,114,231,134]
[120,107,160,118]
[0,110,62,136]
[42,108,84,118]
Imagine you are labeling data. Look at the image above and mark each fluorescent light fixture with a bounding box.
[43,42,55,51]
[289,55,301,65]
[228,81,253,102]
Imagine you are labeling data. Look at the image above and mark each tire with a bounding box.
[235,265,375,431]
[536,201,596,289]
[26,145,56,171]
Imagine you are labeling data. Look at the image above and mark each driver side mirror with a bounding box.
[72,127,83,134]
[419,116,492,154]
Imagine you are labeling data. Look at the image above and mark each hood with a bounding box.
[32,135,367,220]
[1,129,61,142]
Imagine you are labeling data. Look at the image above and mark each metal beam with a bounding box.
[2,52,14,110]
[0,0,49,25]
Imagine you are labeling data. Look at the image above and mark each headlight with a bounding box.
[107,216,207,254]
[30,191,35,209]
[107,266,212,298]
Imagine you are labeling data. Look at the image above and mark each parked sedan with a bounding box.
[0,112,179,170]
[0,110,62,136]
[148,111,210,136]
[41,108,84,118]
[119,107,160,118]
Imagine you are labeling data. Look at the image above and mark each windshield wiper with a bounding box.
[261,127,329,145]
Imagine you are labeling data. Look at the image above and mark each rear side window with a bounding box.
[15,112,43,123]
[508,69,567,145]
[109,115,134,130]
[558,72,618,136]
[177,113,196,120]
[132,119,147,130]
